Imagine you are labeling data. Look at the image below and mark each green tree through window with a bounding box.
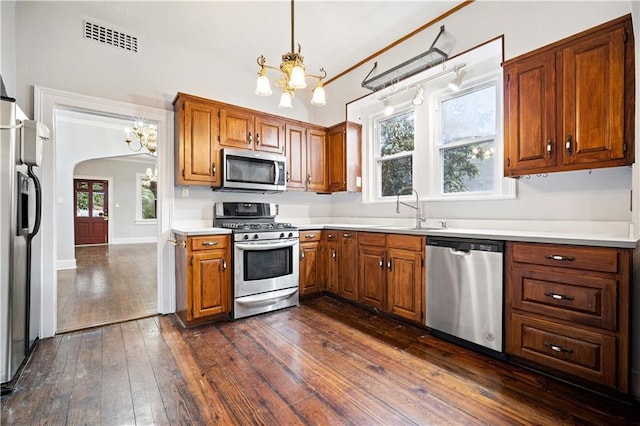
[378,111,414,197]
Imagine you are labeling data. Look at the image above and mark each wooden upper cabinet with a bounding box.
[255,115,285,153]
[561,27,626,166]
[327,122,362,193]
[504,51,557,174]
[503,15,634,177]
[285,123,307,190]
[306,127,328,192]
[219,106,255,150]
[174,94,220,186]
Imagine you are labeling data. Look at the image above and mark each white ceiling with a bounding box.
[71,1,463,84]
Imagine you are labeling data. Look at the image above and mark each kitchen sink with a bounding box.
[372,225,445,231]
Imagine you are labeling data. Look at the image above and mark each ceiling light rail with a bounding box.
[361,25,448,92]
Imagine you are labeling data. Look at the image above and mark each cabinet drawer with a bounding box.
[511,267,617,330]
[509,314,616,388]
[511,243,618,273]
[300,231,322,242]
[190,235,229,251]
[389,234,424,251]
[324,230,341,242]
[358,232,386,247]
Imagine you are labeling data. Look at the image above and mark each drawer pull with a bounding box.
[544,342,573,354]
[343,233,352,238]
[304,234,316,239]
[544,292,574,301]
[545,254,575,262]
[202,241,219,246]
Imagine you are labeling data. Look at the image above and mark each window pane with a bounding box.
[141,184,157,220]
[380,157,412,197]
[441,86,496,144]
[76,192,89,217]
[442,140,495,193]
[92,182,104,190]
[92,192,104,217]
[379,111,414,156]
[76,181,89,190]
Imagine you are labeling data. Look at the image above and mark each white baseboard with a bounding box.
[56,259,76,270]
[111,237,157,245]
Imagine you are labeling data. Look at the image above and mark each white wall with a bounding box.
[75,157,157,243]
[0,0,16,97]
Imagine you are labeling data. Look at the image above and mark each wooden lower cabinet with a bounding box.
[324,231,340,293]
[505,241,631,394]
[174,234,231,326]
[339,232,359,300]
[299,231,324,296]
[358,233,425,323]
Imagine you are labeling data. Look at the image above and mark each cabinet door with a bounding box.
[220,107,255,149]
[255,115,285,153]
[285,123,307,190]
[306,128,328,192]
[191,249,230,319]
[358,245,386,310]
[327,124,346,192]
[299,241,322,296]
[326,240,340,293]
[504,51,557,175]
[339,232,358,300]
[181,101,220,185]
[386,248,423,322]
[561,27,626,166]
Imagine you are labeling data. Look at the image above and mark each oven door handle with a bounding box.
[235,239,298,251]
[236,287,298,307]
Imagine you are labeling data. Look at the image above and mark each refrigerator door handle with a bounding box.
[26,166,42,241]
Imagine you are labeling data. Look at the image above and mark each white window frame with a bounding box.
[426,75,514,201]
[372,106,417,200]
[135,172,157,224]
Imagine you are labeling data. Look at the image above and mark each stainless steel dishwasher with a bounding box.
[426,237,504,354]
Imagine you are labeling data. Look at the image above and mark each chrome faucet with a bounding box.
[396,187,426,229]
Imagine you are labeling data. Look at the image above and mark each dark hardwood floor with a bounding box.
[56,243,158,333]
[2,296,639,425]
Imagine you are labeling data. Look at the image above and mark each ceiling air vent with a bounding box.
[83,21,138,53]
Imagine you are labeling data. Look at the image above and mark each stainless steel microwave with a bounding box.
[219,148,286,193]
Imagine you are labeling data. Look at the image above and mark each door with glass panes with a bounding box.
[74,179,109,245]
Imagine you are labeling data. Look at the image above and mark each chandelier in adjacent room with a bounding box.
[254,0,327,108]
[125,120,157,154]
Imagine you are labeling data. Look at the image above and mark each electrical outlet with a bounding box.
[181,187,189,197]
[275,204,280,215]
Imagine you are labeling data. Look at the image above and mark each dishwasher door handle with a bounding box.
[449,248,471,256]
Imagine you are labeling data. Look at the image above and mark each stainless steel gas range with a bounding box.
[214,202,299,319]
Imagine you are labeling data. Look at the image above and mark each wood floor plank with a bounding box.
[136,316,206,425]
[120,320,170,425]
[67,329,103,424]
[184,322,305,425]
[218,322,347,425]
[158,316,238,424]
[100,324,136,425]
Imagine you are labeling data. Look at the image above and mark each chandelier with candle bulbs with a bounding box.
[125,120,157,155]
[255,0,327,108]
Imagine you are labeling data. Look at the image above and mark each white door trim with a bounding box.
[33,86,175,338]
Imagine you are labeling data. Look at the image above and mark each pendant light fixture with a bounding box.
[255,0,327,108]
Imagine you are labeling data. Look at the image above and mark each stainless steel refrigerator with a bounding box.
[1,95,49,394]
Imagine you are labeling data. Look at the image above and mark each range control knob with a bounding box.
[288,232,294,238]
[279,232,285,238]
[243,234,249,240]
[253,234,259,240]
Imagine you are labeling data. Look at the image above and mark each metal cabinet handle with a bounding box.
[545,254,575,262]
[212,163,216,176]
[248,132,253,144]
[304,234,316,239]
[379,256,384,268]
[202,241,218,246]
[222,257,227,270]
[332,249,337,260]
[544,292,574,301]
[544,342,573,354]
[343,233,352,238]
[256,133,261,145]
[300,251,305,260]
[167,239,186,248]
[387,259,392,271]
[307,175,312,184]
[547,139,552,157]
[565,135,572,155]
